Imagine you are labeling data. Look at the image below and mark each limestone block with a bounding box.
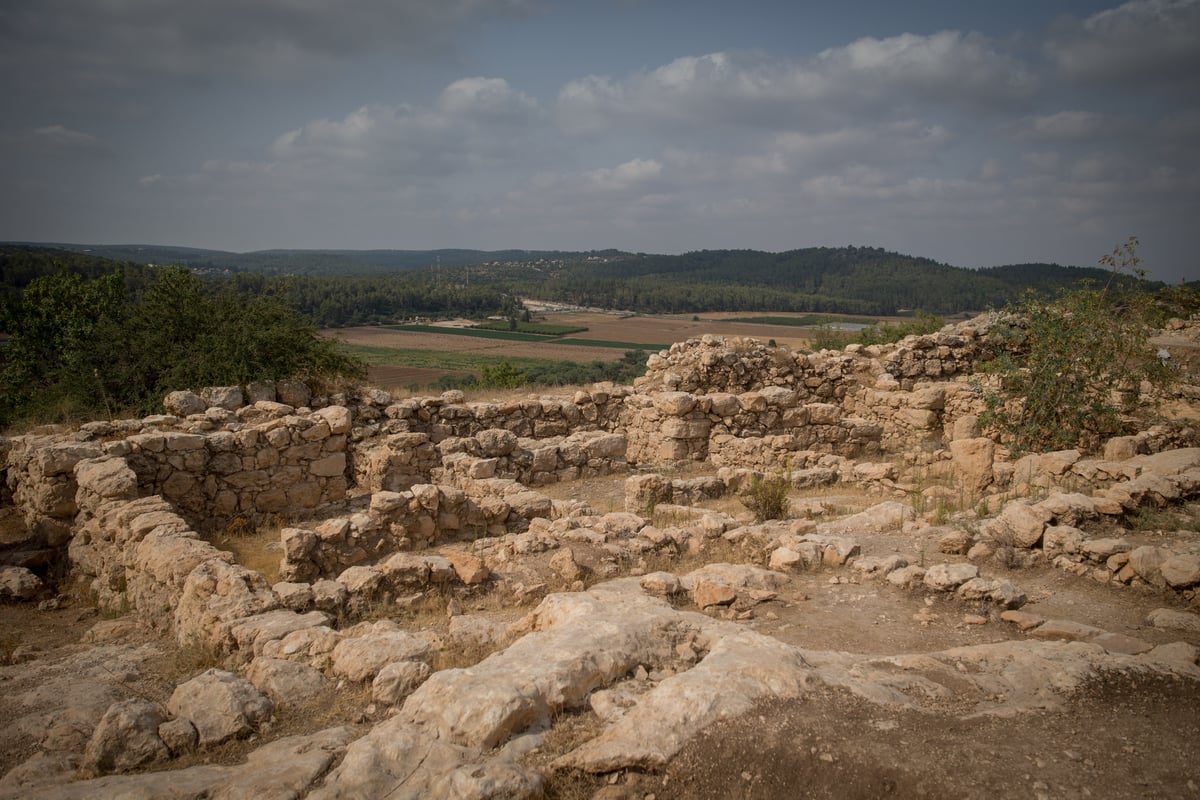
[276,380,311,408]
[202,386,245,411]
[372,660,433,706]
[164,390,207,416]
[312,405,352,435]
[653,392,697,416]
[81,699,168,776]
[331,627,434,682]
[922,563,978,592]
[949,437,994,492]
[0,566,43,600]
[693,579,737,608]
[1104,435,1140,461]
[446,552,490,585]
[167,669,274,747]
[246,657,328,708]
[1128,545,1170,586]
[309,452,346,478]
[1160,554,1200,588]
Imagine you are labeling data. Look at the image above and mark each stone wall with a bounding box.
[433,428,628,487]
[277,483,521,582]
[115,405,353,528]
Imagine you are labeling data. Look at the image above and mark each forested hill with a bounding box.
[2,242,1152,318]
[19,243,603,276]
[501,247,1135,315]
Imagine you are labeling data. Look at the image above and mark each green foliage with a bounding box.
[978,238,1174,453]
[478,362,527,389]
[0,266,365,428]
[740,464,792,522]
[432,350,649,392]
[473,320,588,336]
[809,311,944,351]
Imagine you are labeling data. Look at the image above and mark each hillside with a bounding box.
[3,242,1148,318]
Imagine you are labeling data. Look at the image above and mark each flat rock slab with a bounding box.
[5,727,357,800]
[1029,619,1106,642]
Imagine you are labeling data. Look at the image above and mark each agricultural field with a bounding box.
[325,310,870,390]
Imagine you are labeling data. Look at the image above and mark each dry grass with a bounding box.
[212,518,284,585]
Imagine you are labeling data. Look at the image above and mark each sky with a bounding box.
[1,0,1198,282]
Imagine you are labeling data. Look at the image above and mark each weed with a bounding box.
[171,636,226,678]
[0,630,20,666]
[740,463,792,522]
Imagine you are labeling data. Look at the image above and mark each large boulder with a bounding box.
[163,391,206,417]
[0,566,42,600]
[81,699,169,776]
[167,669,274,747]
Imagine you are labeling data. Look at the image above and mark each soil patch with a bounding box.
[658,672,1200,799]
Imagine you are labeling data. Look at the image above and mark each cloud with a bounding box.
[1017,110,1108,141]
[584,158,663,191]
[267,78,540,180]
[1047,0,1200,88]
[0,124,108,158]
[558,32,1034,134]
[0,0,533,91]
[142,77,543,196]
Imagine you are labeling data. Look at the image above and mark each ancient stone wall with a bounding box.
[113,405,353,528]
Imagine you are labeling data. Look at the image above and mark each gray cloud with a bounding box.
[0,0,532,91]
[1047,0,1200,88]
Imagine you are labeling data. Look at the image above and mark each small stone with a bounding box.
[1145,608,1200,633]
[963,614,988,625]
[0,566,42,600]
[157,717,198,756]
[923,563,979,592]
[1160,554,1200,588]
[446,551,491,585]
[693,579,737,608]
[938,530,972,555]
[1028,619,1104,642]
[1000,610,1044,631]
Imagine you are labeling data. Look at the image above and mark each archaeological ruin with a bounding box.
[2,313,1199,798]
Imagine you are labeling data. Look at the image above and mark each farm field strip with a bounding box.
[340,344,584,372]
[383,324,664,350]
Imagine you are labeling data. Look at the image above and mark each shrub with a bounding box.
[977,238,1175,453]
[740,465,792,522]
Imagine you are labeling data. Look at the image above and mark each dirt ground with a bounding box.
[654,672,1200,800]
[4,466,1200,798]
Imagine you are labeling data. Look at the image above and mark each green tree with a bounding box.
[1,266,365,427]
[978,238,1174,453]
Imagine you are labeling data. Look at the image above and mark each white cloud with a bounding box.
[584,158,663,191]
[558,32,1033,135]
[265,78,540,181]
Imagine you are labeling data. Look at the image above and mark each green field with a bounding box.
[473,320,589,335]
[342,344,558,371]
[722,314,881,327]
[556,338,665,350]
[384,324,665,350]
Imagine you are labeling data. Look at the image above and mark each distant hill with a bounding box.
[2,241,1161,318]
[17,243,610,276]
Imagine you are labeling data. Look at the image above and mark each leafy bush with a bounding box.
[977,238,1174,453]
